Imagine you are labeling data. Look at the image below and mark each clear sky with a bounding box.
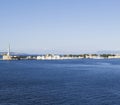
[0,0,120,54]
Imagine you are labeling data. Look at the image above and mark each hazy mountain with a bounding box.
[97,50,120,54]
[0,52,28,56]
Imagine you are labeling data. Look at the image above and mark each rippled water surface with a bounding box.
[0,59,120,105]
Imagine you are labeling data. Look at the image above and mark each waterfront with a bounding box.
[0,59,120,105]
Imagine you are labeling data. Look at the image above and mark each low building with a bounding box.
[37,54,61,60]
[108,54,120,59]
[3,54,12,60]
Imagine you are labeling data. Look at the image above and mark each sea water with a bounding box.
[0,59,120,105]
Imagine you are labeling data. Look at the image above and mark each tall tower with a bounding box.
[7,44,10,56]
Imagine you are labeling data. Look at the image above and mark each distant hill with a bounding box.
[97,50,120,54]
[0,52,28,56]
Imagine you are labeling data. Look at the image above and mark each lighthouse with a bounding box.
[3,44,12,60]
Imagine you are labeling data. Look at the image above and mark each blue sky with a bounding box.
[0,0,120,54]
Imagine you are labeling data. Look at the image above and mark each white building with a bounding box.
[108,54,120,59]
[37,54,61,60]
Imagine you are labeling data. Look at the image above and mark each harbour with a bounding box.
[1,46,120,60]
[0,0,120,104]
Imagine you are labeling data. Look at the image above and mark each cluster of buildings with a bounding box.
[2,46,120,60]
